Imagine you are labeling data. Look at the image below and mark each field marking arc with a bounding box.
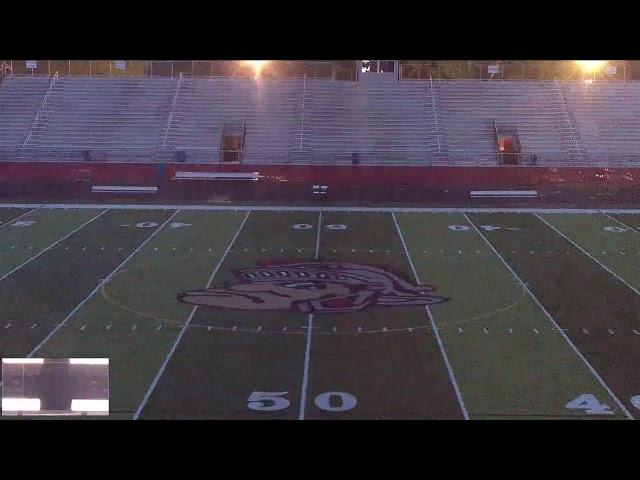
[24,210,182,360]
[133,210,252,420]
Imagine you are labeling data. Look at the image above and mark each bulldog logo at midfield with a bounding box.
[178,261,449,314]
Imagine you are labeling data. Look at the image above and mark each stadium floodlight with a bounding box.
[244,60,269,78]
[2,398,41,412]
[576,60,606,73]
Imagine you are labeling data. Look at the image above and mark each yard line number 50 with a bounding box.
[247,391,357,412]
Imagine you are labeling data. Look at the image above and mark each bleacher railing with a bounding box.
[399,62,628,82]
[2,61,356,81]
[3,60,631,82]
[2,147,640,168]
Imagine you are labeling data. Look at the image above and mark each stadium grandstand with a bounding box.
[1,59,640,205]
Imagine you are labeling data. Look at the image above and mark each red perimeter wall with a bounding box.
[1,161,639,203]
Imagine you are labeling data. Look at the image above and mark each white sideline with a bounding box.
[298,211,322,420]
[25,210,182,359]
[133,211,252,420]
[6,202,640,214]
[463,212,634,420]
[392,212,469,420]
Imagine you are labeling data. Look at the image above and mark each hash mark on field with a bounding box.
[533,328,539,334]
[583,329,590,335]
[156,325,163,331]
[29,323,37,329]
[633,329,640,335]
[80,325,86,331]
[4,323,11,329]
[282,326,288,332]
[132,324,138,331]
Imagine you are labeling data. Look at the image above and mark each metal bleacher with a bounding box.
[562,81,640,160]
[2,74,640,166]
[165,77,305,163]
[435,80,573,165]
[0,76,51,148]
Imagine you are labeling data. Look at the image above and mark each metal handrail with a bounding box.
[429,75,442,154]
[22,71,59,148]
[161,73,183,149]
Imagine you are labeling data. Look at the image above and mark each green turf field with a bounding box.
[1,204,640,420]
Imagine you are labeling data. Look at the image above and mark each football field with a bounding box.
[1,203,640,419]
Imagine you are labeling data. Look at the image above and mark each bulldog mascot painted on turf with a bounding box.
[178,261,449,314]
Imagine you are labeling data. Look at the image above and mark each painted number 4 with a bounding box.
[247,391,357,412]
[566,394,614,416]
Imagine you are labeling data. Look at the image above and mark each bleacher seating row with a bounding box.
[1,75,640,166]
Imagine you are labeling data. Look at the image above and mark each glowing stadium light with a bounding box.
[71,399,109,413]
[2,398,41,412]
[576,60,606,73]
[244,60,269,78]
[2,358,44,364]
[68,358,109,365]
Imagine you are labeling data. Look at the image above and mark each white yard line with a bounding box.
[5,202,640,214]
[298,211,322,420]
[601,211,640,238]
[25,210,181,359]
[0,209,109,284]
[392,212,469,420]
[535,213,640,298]
[462,212,634,420]
[0,206,43,228]
[133,211,252,420]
